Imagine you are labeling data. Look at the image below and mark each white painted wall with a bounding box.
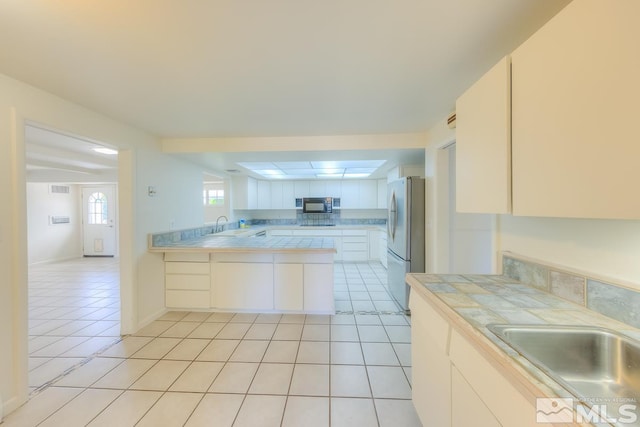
[447,145,494,274]
[425,117,640,288]
[26,183,82,264]
[133,146,204,326]
[498,216,640,289]
[0,72,205,415]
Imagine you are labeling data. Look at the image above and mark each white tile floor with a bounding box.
[6,259,422,427]
[28,258,121,392]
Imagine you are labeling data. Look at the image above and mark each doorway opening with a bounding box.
[24,124,122,392]
[435,143,495,273]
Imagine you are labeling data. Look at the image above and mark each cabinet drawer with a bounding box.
[342,229,368,236]
[166,274,210,290]
[166,290,210,308]
[342,242,367,251]
[293,229,342,236]
[165,262,210,275]
[164,252,209,262]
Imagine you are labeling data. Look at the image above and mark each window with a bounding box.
[88,192,108,225]
[203,189,225,206]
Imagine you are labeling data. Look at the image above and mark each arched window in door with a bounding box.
[87,192,108,225]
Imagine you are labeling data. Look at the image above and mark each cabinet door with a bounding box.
[232,176,249,210]
[368,231,379,260]
[247,177,258,210]
[303,264,334,312]
[245,265,274,310]
[294,181,310,198]
[274,264,304,310]
[455,55,511,214]
[340,181,358,208]
[282,181,295,209]
[214,264,245,308]
[511,0,640,219]
[257,180,271,209]
[309,181,326,197]
[358,180,378,209]
[271,182,283,209]
[326,181,342,199]
[410,293,452,426]
[451,366,500,427]
[214,263,273,310]
[377,179,387,209]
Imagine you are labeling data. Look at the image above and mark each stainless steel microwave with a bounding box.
[302,197,332,213]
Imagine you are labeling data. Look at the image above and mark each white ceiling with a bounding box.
[0,0,570,138]
[4,1,570,182]
[24,124,119,183]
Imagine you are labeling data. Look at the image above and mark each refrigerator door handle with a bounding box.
[388,191,397,241]
[387,248,404,263]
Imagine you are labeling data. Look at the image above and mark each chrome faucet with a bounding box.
[215,215,229,233]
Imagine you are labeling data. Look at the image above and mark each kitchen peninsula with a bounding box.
[149,226,337,314]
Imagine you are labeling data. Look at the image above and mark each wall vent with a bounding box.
[50,185,70,194]
[50,216,70,225]
[447,112,457,129]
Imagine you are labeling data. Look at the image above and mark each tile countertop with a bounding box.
[148,224,385,252]
[148,234,337,253]
[406,273,640,404]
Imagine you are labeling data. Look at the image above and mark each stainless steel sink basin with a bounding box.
[488,324,640,421]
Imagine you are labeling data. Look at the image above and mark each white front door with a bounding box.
[82,186,116,256]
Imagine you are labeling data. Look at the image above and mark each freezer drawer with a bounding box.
[387,249,411,312]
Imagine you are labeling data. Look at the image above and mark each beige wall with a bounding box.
[0,72,206,414]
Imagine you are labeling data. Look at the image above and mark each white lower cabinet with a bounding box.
[274,263,304,311]
[410,291,452,426]
[451,366,500,427]
[165,251,335,313]
[164,253,211,309]
[410,291,538,427]
[213,261,274,310]
[379,231,388,268]
[304,263,334,312]
[341,230,368,262]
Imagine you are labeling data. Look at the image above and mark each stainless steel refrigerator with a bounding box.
[387,176,425,313]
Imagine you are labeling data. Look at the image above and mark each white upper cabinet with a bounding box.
[340,181,359,208]
[269,181,296,209]
[377,179,387,209]
[281,181,295,209]
[309,181,326,196]
[270,181,283,209]
[257,180,271,209]
[510,0,640,219]
[326,181,342,198]
[294,181,310,198]
[455,56,511,214]
[232,176,257,210]
[358,180,378,209]
[233,178,381,210]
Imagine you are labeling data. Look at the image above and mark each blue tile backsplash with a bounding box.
[503,253,640,330]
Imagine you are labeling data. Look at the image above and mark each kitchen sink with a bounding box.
[488,324,640,420]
